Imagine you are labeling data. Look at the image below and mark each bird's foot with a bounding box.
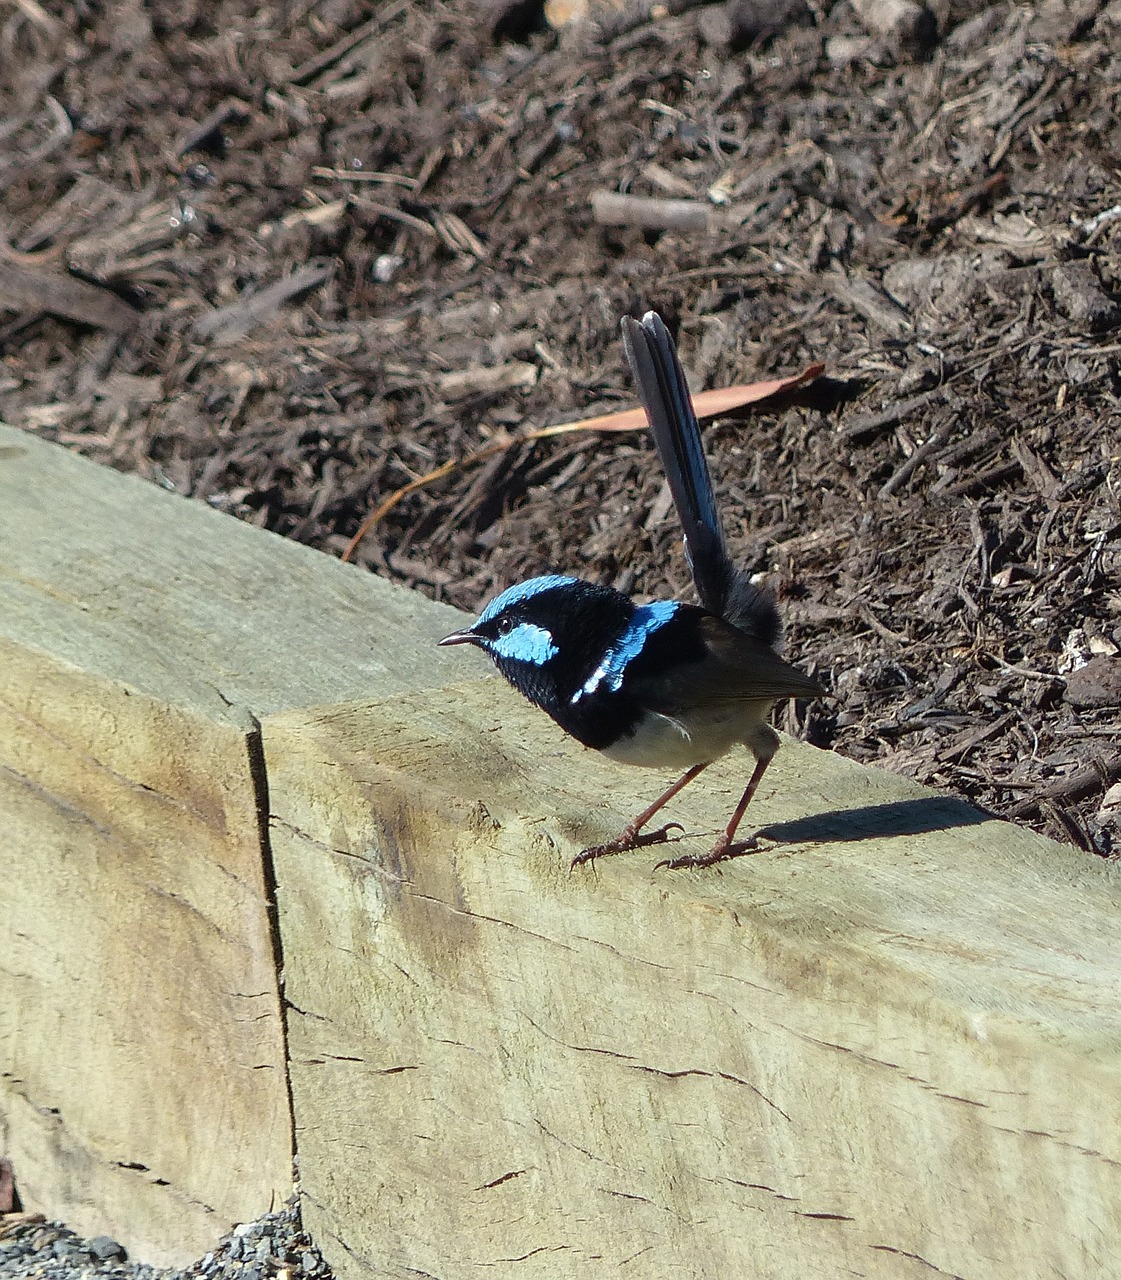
[571,822,685,869]
[655,833,760,871]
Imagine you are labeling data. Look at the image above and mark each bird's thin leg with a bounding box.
[571,763,709,868]
[657,755,771,871]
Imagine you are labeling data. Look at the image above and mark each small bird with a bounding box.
[439,311,823,869]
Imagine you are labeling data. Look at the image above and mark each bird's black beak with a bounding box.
[437,627,482,647]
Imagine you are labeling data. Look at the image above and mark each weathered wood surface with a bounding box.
[0,423,465,1263]
[265,683,1121,1280]
[0,428,465,718]
[4,423,1121,1278]
[0,647,283,1264]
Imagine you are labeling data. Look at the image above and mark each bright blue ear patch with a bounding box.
[573,600,679,701]
[477,574,578,624]
[490,621,559,665]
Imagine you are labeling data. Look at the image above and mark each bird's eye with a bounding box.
[496,616,514,635]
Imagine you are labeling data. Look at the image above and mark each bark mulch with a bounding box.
[2,0,1120,854]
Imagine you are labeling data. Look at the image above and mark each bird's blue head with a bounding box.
[439,575,683,748]
[439,575,622,687]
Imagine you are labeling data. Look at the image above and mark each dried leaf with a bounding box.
[342,360,825,561]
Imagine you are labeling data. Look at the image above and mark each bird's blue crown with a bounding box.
[476,574,579,627]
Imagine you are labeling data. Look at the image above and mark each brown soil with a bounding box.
[3,0,1120,854]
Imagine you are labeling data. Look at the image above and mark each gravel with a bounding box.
[0,1201,331,1280]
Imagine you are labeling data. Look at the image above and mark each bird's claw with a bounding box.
[571,821,685,869]
[655,834,760,871]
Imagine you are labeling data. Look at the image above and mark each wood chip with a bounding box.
[1008,754,1121,820]
[194,264,331,344]
[0,261,137,332]
[437,362,538,397]
[174,98,252,157]
[591,191,711,233]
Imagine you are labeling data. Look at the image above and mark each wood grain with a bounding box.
[264,685,1121,1280]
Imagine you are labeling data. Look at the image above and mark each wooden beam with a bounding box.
[2,422,1119,1277]
[0,424,466,1263]
[0,645,284,1263]
[264,690,1121,1279]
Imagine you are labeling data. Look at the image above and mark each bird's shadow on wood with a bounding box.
[759,795,991,846]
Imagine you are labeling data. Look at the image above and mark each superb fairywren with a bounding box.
[439,311,823,869]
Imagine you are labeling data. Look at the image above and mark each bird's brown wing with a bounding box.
[634,612,823,716]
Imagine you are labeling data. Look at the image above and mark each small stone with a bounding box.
[89,1234,129,1262]
[1051,262,1121,334]
[372,254,403,284]
[1064,655,1121,708]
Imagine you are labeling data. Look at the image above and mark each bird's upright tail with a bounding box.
[621,311,781,646]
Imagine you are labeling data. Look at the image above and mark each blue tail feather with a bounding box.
[622,312,780,647]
